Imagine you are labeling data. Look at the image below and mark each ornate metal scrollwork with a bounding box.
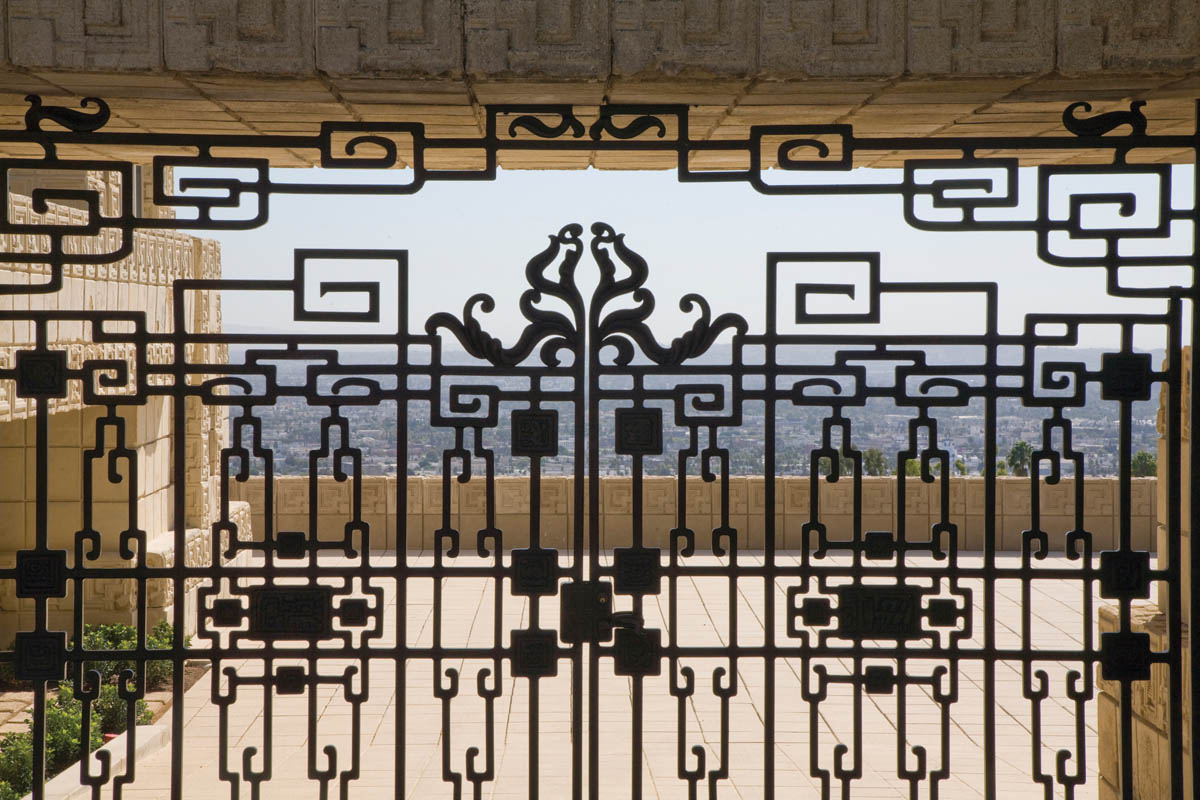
[0,94,1193,800]
[427,222,585,367]
[1062,100,1148,137]
[23,95,111,134]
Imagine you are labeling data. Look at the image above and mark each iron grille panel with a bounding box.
[0,95,1193,800]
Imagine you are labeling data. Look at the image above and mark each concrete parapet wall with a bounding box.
[229,474,1157,553]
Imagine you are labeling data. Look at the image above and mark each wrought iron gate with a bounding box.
[0,95,1195,800]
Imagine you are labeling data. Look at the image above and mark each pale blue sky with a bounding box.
[190,166,1193,351]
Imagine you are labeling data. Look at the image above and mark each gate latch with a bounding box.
[559,581,642,644]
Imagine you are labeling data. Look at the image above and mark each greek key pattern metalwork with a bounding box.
[0,96,1195,800]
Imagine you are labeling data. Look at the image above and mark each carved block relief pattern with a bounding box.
[9,0,161,69]
[465,0,610,76]
[613,0,758,76]
[907,0,1055,74]
[315,0,463,75]
[0,0,1199,81]
[163,0,314,72]
[1058,0,1200,73]
[759,0,904,76]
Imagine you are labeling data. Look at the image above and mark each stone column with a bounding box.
[1157,348,1192,628]
[1098,347,1191,799]
[182,237,227,531]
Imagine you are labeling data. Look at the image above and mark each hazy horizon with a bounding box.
[187,165,1194,354]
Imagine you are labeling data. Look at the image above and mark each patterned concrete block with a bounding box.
[465,0,610,77]
[907,0,1055,74]
[759,0,905,77]
[163,0,314,73]
[612,0,757,77]
[1058,0,1200,73]
[9,0,162,69]
[316,0,462,76]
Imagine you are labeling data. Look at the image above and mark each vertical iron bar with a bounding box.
[763,283,777,800]
[587,266,601,800]
[1188,115,1200,800]
[529,446,541,800]
[573,319,586,800]
[31,351,48,800]
[1119,324,1135,800]
[171,287,188,800]
[1167,295,1184,798]
[1191,237,1200,800]
[983,290,998,800]
[395,347,408,799]
[631,445,643,800]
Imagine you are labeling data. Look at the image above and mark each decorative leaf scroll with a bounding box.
[1062,100,1148,137]
[426,223,747,368]
[24,95,110,133]
[506,109,586,139]
[426,223,585,366]
[590,222,748,366]
[589,113,668,141]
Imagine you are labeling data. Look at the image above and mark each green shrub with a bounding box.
[0,667,157,796]
[79,620,184,691]
[0,689,107,796]
[145,620,182,690]
[0,731,32,798]
[90,684,152,736]
[44,690,103,779]
[0,621,174,797]
[3,622,185,696]
[80,623,138,684]
[0,621,179,795]
[1131,449,1158,477]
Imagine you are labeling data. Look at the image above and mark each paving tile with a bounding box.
[17,550,1132,797]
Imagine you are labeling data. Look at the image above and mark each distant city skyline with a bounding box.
[229,344,1160,479]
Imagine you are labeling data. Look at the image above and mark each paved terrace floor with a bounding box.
[104,552,1118,800]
